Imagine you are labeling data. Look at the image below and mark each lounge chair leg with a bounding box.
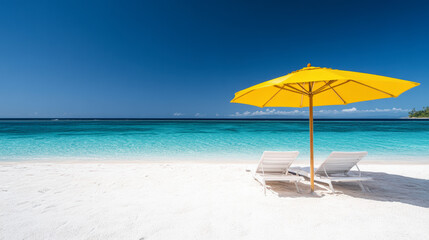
[294,182,300,193]
[358,182,366,192]
[328,182,335,193]
[263,180,266,196]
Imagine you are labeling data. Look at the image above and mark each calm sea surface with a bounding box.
[0,120,428,162]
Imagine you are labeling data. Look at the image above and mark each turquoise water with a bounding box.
[0,120,428,162]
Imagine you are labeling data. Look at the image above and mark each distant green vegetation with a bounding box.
[409,107,429,118]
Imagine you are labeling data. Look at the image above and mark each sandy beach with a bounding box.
[1,161,428,240]
[2,0,428,239]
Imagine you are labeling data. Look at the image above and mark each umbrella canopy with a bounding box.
[231,64,419,192]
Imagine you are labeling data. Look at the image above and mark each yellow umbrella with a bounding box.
[231,64,420,192]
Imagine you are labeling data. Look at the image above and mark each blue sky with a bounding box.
[0,0,427,118]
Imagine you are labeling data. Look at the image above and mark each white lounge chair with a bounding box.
[253,151,304,195]
[289,151,372,192]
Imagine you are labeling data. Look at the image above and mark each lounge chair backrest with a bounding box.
[255,151,299,174]
[315,151,368,176]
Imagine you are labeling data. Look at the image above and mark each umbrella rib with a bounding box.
[274,85,306,95]
[315,80,396,98]
[284,84,309,95]
[349,80,396,97]
[231,89,255,101]
[316,80,351,94]
[309,82,315,94]
[325,81,347,104]
[297,83,310,94]
[261,87,283,107]
[312,80,337,94]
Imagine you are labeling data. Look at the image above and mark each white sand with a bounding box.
[1,161,429,240]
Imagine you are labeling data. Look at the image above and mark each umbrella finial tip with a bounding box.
[307,63,311,67]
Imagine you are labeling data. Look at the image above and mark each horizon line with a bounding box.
[0,117,427,121]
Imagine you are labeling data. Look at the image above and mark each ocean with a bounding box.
[0,119,428,162]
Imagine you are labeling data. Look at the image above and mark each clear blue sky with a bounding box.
[0,0,427,118]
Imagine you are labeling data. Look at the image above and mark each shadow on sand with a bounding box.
[265,171,429,208]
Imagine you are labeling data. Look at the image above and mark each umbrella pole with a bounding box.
[309,94,315,192]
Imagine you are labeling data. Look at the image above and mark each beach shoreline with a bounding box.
[1,158,429,165]
[1,161,428,240]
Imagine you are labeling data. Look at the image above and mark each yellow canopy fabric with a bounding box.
[231,65,420,107]
[231,64,419,192]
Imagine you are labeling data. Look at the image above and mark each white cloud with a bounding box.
[173,112,184,116]
[342,107,357,112]
[346,107,408,113]
[317,109,339,114]
[230,107,409,117]
[230,108,306,117]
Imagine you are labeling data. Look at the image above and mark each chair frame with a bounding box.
[290,151,371,193]
[253,151,303,195]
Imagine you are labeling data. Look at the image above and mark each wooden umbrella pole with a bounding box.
[309,93,315,192]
